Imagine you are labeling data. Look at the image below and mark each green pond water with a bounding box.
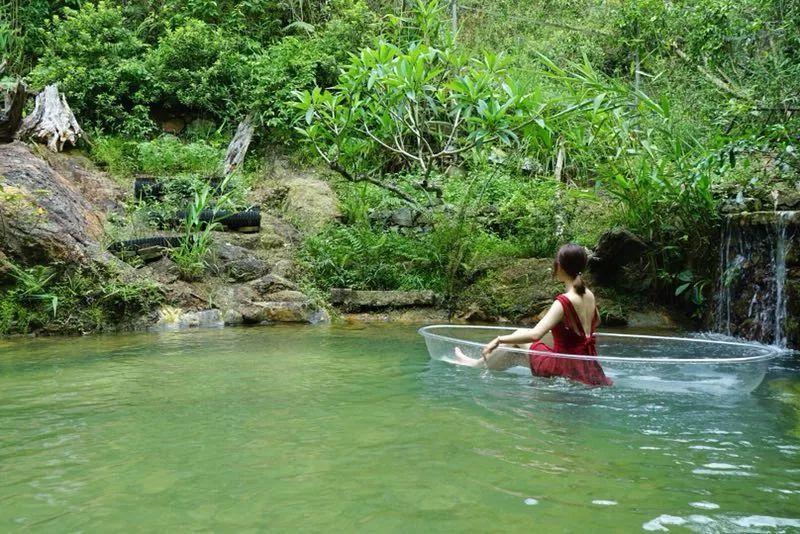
[1,325,799,532]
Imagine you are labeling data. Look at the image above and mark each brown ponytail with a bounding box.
[555,244,588,295]
[573,274,586,295]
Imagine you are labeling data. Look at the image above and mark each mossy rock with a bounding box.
[458,258,562,323]
[458,257,638,326]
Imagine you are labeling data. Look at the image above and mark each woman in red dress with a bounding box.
[452,244,612,387]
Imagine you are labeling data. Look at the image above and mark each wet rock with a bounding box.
[152,308,224,330]
[589,228,647,284]
[330,289,437,312]
[223,309,244,326]
[458,303,491,323]
[210,283,326,325]
[242,300,329,324]
[715,211,800,346]
[178,309,224,328]
[343,307,451,324]
[0,141,104,265]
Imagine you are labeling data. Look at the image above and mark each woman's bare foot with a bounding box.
[449,347,483,367]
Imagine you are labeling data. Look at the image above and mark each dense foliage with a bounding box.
[3,0,799,324]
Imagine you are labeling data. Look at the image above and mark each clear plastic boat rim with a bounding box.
[418,325,783,364]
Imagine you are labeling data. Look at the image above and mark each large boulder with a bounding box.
[41,150,125,215]
[215,242,270,282]
[458,258,562,323]
[0,142,105,265]
[208,280,328,326]
[588,228,646,284]
[257,157,341,234]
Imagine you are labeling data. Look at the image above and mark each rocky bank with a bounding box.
[0,141,677,336]
[0,142,333,333]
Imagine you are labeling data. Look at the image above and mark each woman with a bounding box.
[452,244,612,387]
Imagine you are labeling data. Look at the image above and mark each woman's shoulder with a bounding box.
[559,289,595,307]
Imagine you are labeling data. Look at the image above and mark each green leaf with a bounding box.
[675,283,690,296]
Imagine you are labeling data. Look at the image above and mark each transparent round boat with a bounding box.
[419,325,783,394]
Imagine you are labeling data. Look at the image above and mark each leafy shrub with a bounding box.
[157,0,284,43]
[246,0,378,136]
[28,1,153,135]
[246,37,337,134]
[90,135,224,178]
[299,224,448,291]
[295,0,542,210]
[144,18,250,118]
[136,136,224,175]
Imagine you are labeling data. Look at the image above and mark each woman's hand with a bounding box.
[482,337,502,358]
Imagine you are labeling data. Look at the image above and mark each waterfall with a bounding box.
[715,211,796,347]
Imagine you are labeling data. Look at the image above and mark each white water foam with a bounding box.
[689,501,719,510]
[643,515,687,531]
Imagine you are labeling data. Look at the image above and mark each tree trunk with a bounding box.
[222,114,255,176]
[0,80,27,143]
[553,142,566,240]
[16,85,83,152]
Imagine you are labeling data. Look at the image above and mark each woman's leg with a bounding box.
[452,345,530,370]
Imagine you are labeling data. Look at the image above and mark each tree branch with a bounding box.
[672,45,748,100]
[327,161,424,212]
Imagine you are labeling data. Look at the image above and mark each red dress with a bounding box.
[529,294,612,387]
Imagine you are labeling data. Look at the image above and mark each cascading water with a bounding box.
[715,211,797,347]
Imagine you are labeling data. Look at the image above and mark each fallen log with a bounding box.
[17,84,83,152]
[222,114,254,176]
[0,80,27,142]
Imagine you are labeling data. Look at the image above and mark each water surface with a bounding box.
[1,325,799,532]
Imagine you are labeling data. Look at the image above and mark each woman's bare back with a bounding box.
[562,289,597,334]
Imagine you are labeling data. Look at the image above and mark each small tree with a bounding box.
[293,0,542,213]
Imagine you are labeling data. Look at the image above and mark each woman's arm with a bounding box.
[482,301,565,356]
